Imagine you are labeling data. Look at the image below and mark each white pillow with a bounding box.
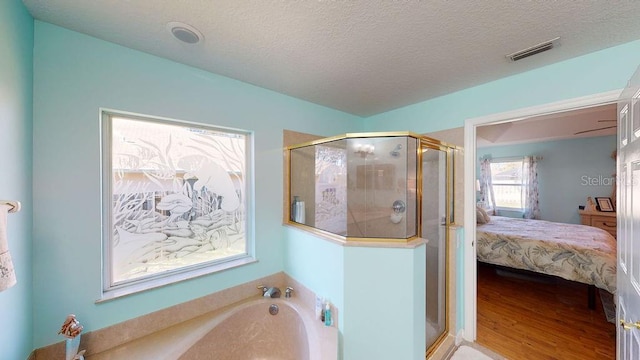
[476,206,491,224]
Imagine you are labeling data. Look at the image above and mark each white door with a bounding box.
[617,65,640,359]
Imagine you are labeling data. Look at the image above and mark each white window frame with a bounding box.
[489,157,526,212]
[99,109,255,301]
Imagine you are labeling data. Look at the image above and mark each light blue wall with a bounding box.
[365,40,640,134]
[283,229,346,354]
[362,40,640,343]
[32,21,359,348]
[0,1,34,359]
[342,245,426,360]
[19,8,640,357]
[478,135,616,224]
[31,19,424,359]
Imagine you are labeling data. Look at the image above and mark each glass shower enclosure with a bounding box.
[421,140,453,354]
[288,133,418,241]
[286,132,455,355]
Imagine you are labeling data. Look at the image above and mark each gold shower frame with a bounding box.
[284,131,456,246]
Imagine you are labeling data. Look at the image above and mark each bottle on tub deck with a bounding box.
[323,300,332,326]
[291,196,299,221]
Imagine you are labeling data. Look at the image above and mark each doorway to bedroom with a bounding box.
[465,91,619,359]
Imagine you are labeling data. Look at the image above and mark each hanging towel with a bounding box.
[0,204,17,291]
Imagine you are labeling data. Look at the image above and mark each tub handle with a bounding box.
[285,287,294,298]
[257,285,268,295]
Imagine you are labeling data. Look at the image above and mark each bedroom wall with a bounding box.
[477,135,617,224]
[0,1,34,359]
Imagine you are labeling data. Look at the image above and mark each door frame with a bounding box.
[462,89,622,341]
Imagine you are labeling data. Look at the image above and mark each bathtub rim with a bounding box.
[182,296,325,360]
[85,295,336,360]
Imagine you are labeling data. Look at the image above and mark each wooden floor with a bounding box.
[477,263,616,360]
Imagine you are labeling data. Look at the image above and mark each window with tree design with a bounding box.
[101,110,254,299]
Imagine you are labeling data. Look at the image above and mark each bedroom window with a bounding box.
[489,159,525,211]
[100,110,254,300]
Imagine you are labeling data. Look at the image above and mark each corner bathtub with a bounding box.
[87,297,338,360]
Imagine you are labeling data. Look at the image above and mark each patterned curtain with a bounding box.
[479,158,496,214]
[523,156,540,219]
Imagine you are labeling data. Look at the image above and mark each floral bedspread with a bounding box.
[477,216,617,294]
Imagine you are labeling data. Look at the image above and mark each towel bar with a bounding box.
[0,201,21,213]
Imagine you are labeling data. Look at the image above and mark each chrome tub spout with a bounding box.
[258,285,281,298]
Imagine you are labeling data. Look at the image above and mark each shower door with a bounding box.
[421,141,451,354]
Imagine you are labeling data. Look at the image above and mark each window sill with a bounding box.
[494,207,524,212]
[96,255,257,303]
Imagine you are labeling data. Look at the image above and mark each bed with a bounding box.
[476,216,617,299]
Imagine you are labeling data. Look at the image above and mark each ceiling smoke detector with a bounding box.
[167,22,203,44]
[506,37,560,62]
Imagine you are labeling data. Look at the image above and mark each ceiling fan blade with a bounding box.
[574,125,617,135]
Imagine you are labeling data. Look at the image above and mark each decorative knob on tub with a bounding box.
[285,287,294,298]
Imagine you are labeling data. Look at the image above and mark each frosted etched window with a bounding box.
[101,110,253,298]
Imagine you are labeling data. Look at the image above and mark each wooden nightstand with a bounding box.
[578,209,617,238]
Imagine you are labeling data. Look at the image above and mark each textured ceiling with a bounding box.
[22,1,640,117]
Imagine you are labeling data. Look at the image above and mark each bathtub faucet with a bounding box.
[258,285,281,298]
[285,287,294,298]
